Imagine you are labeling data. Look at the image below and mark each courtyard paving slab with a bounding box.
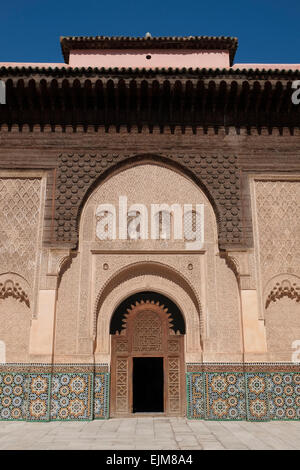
[0,418,299,450]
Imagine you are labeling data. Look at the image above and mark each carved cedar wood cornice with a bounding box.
[0,75,299,129]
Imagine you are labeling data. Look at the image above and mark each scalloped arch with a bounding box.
[264,273,300,310]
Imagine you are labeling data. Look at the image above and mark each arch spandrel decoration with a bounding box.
[56,153,242,248]
[79,161,218,251]
[111,299,185,417]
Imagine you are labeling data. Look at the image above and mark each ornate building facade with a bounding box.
[0,35,299,421]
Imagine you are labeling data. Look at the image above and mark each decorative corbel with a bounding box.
[221,250,256,290]
[46,248,71,289]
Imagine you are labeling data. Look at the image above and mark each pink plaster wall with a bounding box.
[68,49,230,68]
[233,63,300,70]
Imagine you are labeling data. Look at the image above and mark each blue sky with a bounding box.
[1,0,299,64]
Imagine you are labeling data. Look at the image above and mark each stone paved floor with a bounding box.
[0,418,300,450]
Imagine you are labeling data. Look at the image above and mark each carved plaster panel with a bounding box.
[0,172,46,317]
[251,176,300,318]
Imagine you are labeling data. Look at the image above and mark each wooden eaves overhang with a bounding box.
[0,66,300,131]
[60,35,238,65]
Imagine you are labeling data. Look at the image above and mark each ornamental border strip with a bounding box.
[94,372,110,420]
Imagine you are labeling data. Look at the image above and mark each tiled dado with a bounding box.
[0,364,109,421]
[1,363,300,421]
[187,364,300,421]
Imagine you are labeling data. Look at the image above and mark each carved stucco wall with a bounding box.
[55,153,242,247]
[0,297,30,362]
[54,255,80,359]
[206,256,242,358]
[266,297,300,361]
[0,177,44,290]
[0,175,45,361]
[79,163,217,252]
[254,180,300,283]
[54,163,242,362]
[252,178,300,358]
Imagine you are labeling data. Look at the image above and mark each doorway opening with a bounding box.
[110,292,185,417]
[133,357,164,413]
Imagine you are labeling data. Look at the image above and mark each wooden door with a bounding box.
[110,299,185,417]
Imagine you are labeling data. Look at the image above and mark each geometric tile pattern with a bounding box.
[269,373,300,420]
[245,373,270,421]
[94,373,110,419]
[0,373,28,421]
[206,372,246,420]
[0,368,110,422]
[1,366,300,422]
[187,370,300,421]
[27,374,51,422]
[187,373,205,419]
[50,373,93,421]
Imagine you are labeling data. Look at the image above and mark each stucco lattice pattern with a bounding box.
[0,178,42,287]
[255,181,300,283]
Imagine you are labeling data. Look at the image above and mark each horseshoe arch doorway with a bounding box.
[110,291,186,417]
